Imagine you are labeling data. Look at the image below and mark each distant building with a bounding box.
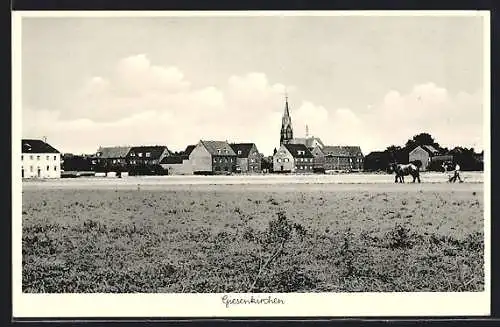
[363,151,391,172]
[408,145,440,171]
[273,143,314,173]
[21,139,61,178]
[290,136,325,149]
[190,140,237,174]
[309,145,326,173]
[95,146,131,173]
[322,146,364,172]
[160,154,192,175]
[229,143,262,173]
[280,95,294,146]
[126,145,171,175]
[61,153,94,172]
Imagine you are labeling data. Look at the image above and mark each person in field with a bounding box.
[449,162,464,183]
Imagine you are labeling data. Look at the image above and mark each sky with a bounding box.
[20,13,486,155]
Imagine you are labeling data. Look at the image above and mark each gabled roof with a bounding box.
[229,143,256,158]
[22,139,60,154]
[322,146,363,157]
[96,146,131,159]
[291,137,324,148]
[200,140,236,156]
[283,143,314,158]
[160,154,189,164]
[422,145,440,155]
[184,145,196,156]
[127,146,170,159]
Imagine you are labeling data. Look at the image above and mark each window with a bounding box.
[30,155,33,160]
[146,152,151,158]
[36,155,40,160]
[277,159,281,163]
[54,166,57,171]
[250,159,254,163]
[21,155,23,161]
[54,155,57,160]
[138,153,143,157]
[130,152,135,157]
[238,150,242,155]
[46,165,49,171]
[224,150,228,154]
[214,158,218,163]
[217,149,221,154]
[284,158,289,162]
[30,166,33,172]
[46,155,49,160]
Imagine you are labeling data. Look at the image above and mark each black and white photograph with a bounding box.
[13,11,490,317]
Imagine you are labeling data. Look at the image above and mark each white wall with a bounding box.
[22,153,61,178]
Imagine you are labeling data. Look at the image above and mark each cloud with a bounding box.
[22,54,484,156]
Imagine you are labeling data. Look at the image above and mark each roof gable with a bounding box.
[422,145,440,154]
[184,145,196,156]
[283,143,314,158]
[22,139,60,154]
[96,146,131,159]
[229,143,256,158]
[127,146,169,159]
[201,140,236,156]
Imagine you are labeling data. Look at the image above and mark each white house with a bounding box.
[21,139,61,178]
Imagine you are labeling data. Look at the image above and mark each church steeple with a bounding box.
[280,92,293,145]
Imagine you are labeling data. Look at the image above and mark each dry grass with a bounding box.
[22,184,484,293]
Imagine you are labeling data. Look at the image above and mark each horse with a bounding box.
[389,162,421,183]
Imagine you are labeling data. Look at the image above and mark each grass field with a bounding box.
[21,181,484,293]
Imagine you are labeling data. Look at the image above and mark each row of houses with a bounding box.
[21,138,365,178]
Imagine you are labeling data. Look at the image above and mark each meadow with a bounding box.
[21,181,484,293]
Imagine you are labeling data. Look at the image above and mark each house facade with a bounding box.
[189,140,237,174]
[309,145,326,172]
[408,145,440,171]
[273,143,314,173]
[21,139,61,178]
[229,143,262,173]
[94,146,131,173]
[322,146,364,172]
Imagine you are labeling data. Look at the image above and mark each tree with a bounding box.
[405,133,442,152]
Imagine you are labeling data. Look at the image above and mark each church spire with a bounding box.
[280,91,293,146]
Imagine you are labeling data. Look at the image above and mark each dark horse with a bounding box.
[389,162,421,183]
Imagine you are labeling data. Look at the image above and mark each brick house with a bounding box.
[189,140,237,174]
[21,139,61,178]
[229,143,262,173]
[94,146,131,173]
[322,146,364,172]
[309,145,326,173]
[273,143,314,173]
[126,145,171,175]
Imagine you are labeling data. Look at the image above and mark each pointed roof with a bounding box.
[22,139,60,153]
[283,143,314,158]
[229,143,256,158]
[184,145,196,156]
[200,140,237,156]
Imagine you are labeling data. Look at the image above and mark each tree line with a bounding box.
[364,133,484,172]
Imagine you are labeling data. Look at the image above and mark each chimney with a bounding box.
[42,136,47,143]
[305,125,309,138]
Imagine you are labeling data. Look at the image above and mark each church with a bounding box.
[278,95,364,172]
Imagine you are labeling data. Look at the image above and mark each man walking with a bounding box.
[450,162,464,183]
